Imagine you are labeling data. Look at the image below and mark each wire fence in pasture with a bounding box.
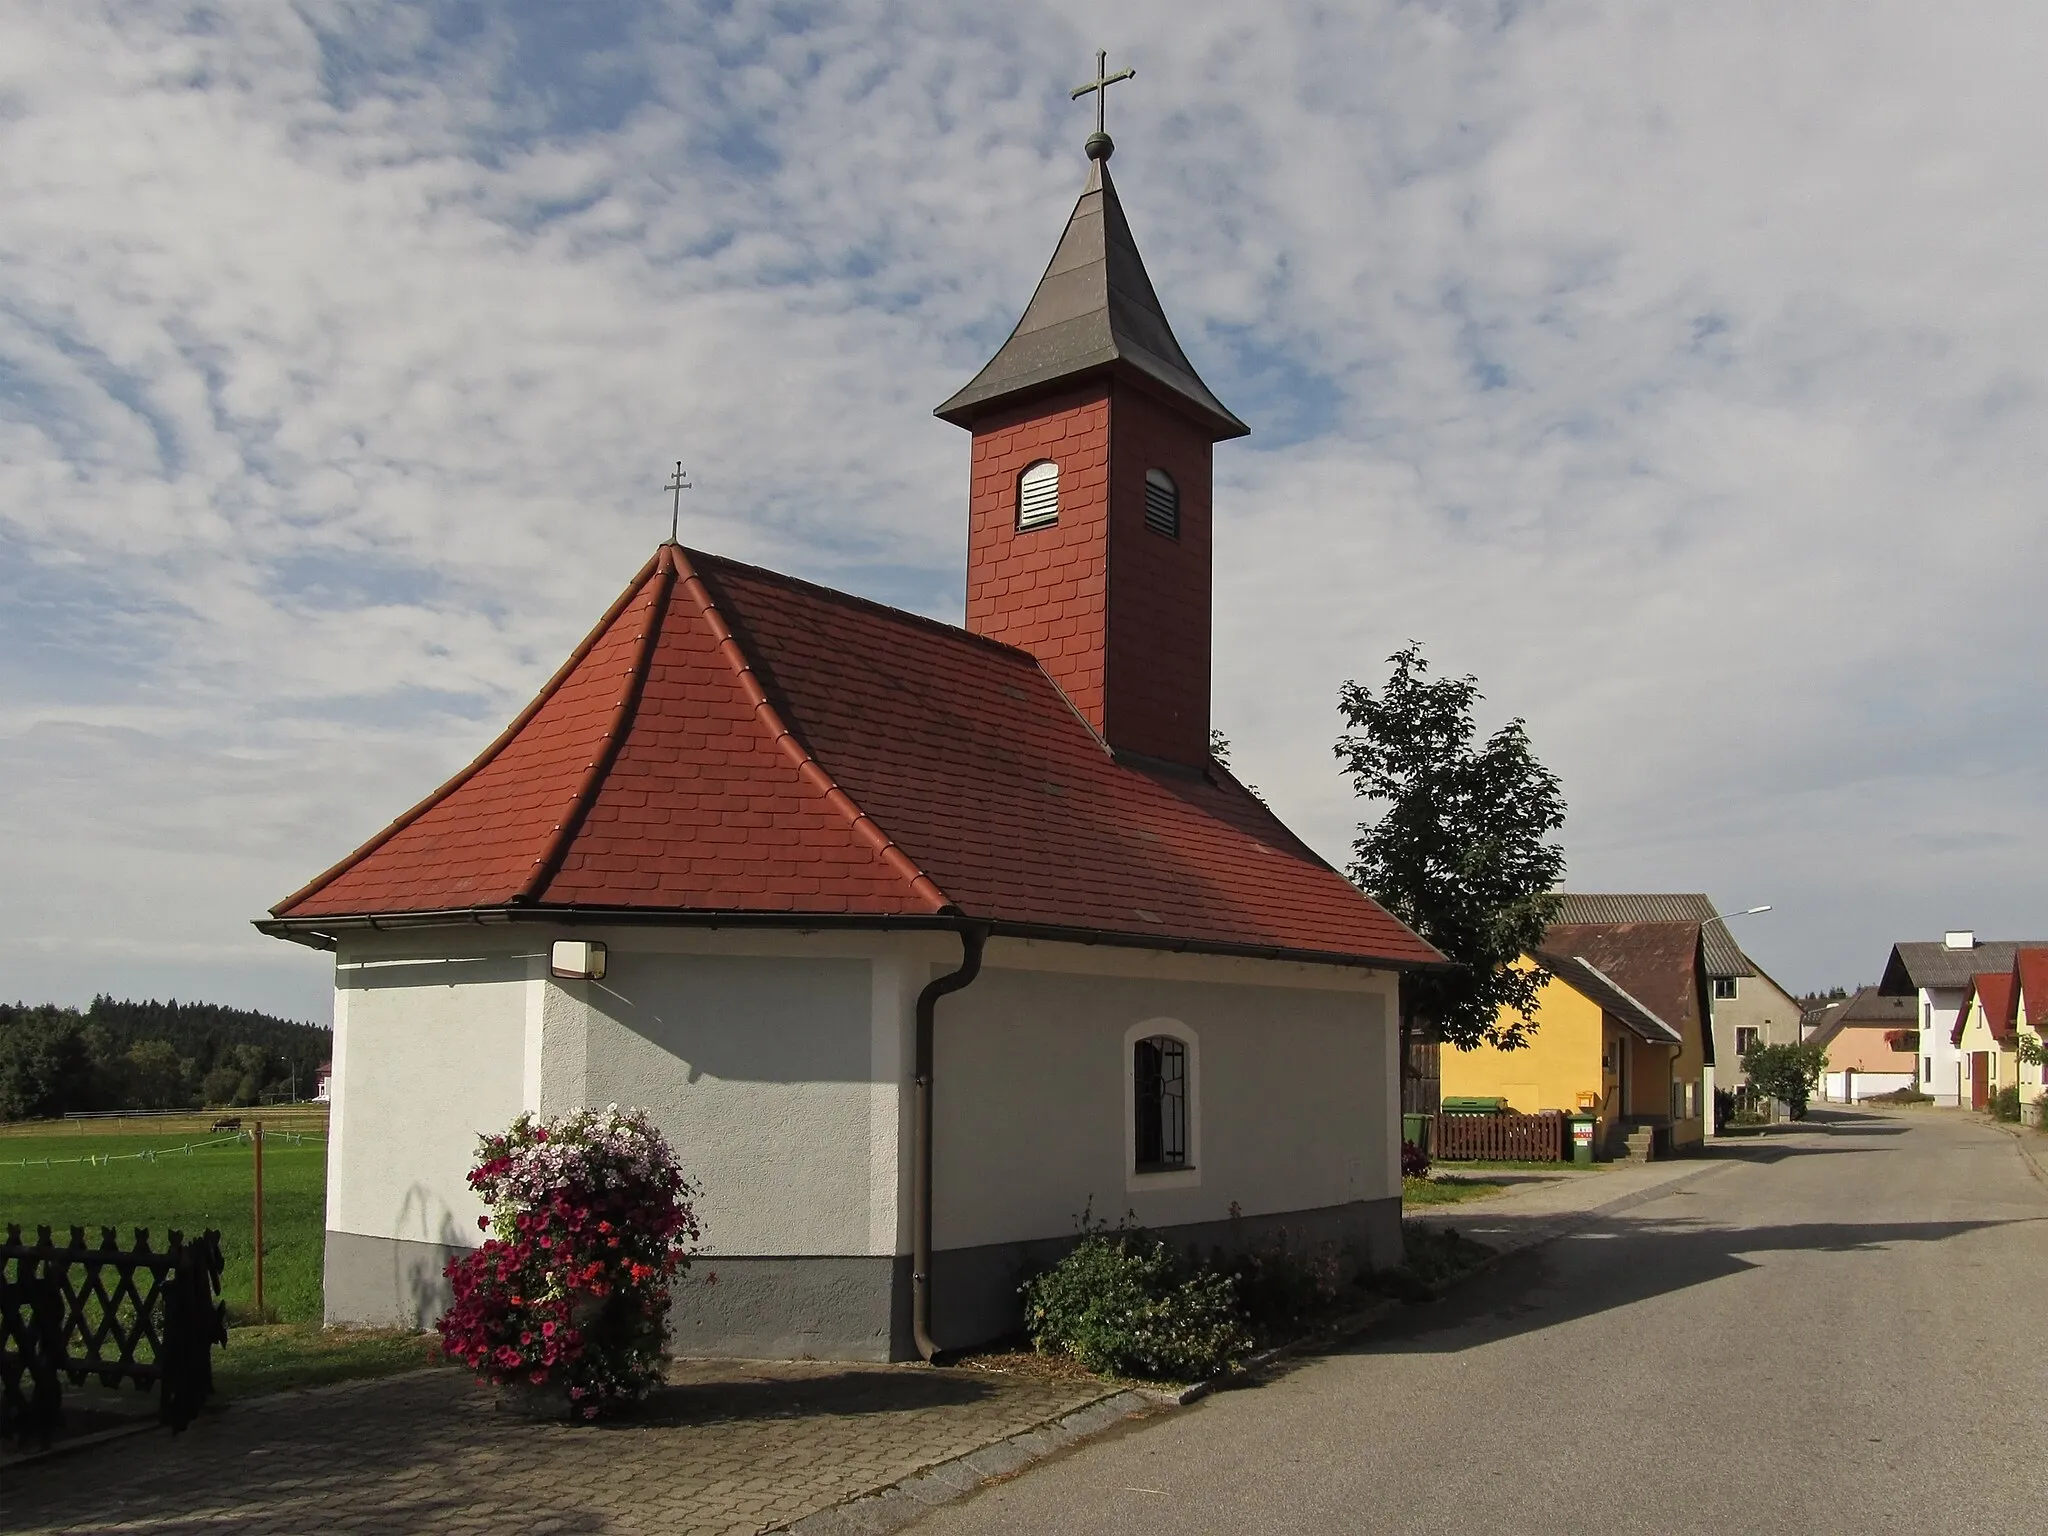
[0,1130,325,1172]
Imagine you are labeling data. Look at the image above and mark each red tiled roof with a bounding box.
[1952,970,2020,1047]
[2015,949,2048,1030]
[271,544,1439,968]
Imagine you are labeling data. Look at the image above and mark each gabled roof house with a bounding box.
[1439,920,1713,1158]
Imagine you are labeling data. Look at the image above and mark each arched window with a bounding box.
[1017,460,1059,530]
[1143,468,1179,538]
[1133,1035,1189,1170]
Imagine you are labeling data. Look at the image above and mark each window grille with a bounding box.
[1143,468,1178,537]
[1018,460,1059,529]
[1134,1036,1188,1170]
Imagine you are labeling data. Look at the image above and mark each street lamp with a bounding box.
[1703,905,1772,931]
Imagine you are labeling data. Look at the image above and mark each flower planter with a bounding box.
[494,1380,576,1422]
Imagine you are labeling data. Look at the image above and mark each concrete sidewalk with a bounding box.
[1406,1145,1744,1258]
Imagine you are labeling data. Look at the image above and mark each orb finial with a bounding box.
[1072,50,1133,162]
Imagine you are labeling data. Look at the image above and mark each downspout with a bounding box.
[912,922,988,1362]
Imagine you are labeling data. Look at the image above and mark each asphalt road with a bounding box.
[914,1110,2048,1535]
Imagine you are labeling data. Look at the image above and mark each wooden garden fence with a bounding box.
[1,1224,229,1446]
[1432,1110,1566,1162]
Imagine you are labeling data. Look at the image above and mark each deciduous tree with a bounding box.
[1336,644,1566,1056]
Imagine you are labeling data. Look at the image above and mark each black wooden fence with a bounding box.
[1,1225,229,1446]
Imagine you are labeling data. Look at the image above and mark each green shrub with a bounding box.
[1369,1224,1495,1302]
[1993,1085,2022,1123]
[1219,1231,1341,1336]
[1022,1231,1251,1381]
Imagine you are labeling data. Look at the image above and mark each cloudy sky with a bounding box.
[3,1,2043,1023]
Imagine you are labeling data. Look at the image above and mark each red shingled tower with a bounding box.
[935,142,1248,770]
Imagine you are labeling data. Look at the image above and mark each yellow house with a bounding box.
[1952,969,2019,1112]
[2015,949,2048,1120]
[1440,920,1712,1156]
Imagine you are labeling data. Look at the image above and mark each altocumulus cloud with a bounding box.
[1,0,2042,1018]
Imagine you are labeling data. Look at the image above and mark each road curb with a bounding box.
[1990,1122,2048,1188]
[775,1388,1158,1535]
[774,1157,1733,1533]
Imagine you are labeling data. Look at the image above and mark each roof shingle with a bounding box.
[272,544,1439,969]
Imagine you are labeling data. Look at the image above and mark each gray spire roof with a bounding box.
[935,158,1248,439]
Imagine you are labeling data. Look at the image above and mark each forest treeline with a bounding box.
[0,997,330,1121]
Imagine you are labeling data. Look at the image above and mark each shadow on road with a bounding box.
[1324,1213,2038,1363]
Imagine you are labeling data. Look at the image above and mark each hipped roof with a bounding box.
[267,543,1439,970]
[933,157,1248,439]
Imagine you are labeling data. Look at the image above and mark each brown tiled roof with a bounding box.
[268,544,1440,968]
[1550,893,1754,978]
[1540,920,1709,1060]
[1531,948,1682,1045]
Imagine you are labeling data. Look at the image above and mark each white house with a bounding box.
[260,129,1440,1360]
[1879,932,2048,1106]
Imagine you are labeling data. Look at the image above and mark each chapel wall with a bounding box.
[323,943,535,1327]
[931,961,1396,1252]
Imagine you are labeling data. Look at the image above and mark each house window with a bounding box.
[1925,1057,1932,1081]
[1134,1036,1188,1170]
[1735,1026,1761,1058]
[1713,977,1739,1001]
[1143,468,1179,538]
[1017,460,1059,529]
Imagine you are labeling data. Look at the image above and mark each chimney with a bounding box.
[1944,929,1976,950]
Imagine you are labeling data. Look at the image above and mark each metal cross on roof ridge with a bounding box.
[1071,49,1134,160]
[664,460,692,543]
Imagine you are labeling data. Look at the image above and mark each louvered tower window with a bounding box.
[1143,468,1179,538]
[1017,460,1059,530]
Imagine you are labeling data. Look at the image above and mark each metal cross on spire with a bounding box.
[1071,49,1134,162]
[664,460,691,543]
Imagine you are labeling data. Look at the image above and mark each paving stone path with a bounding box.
[2,1358,1112,1536]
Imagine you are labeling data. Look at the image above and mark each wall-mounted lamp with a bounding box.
[550,940,607,981]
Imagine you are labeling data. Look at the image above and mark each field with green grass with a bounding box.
[0,1119,327,1324]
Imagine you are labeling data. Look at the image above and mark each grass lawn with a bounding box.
[214,1323,445,1399]
[1402,1174,1508,1207]
[0,1122,327,1324]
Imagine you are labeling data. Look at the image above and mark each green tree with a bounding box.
[1741,1041,1827,1120]
[202,1042,273,1107]
[125,1039,193,1109]
[1336,643,1566,1054]
[0,1009,95,1120]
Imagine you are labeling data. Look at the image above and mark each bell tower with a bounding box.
[935,94,1247,770]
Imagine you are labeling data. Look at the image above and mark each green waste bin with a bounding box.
[1401,1113,1431,1155]
[1440,1096,1507,1116]
[1567,1113,1597,1166]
